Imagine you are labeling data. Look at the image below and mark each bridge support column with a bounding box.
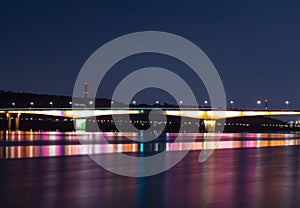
[6,113,11,131]
[74,119,87,131]
[203,120,216,133]
[6,113,20,131]
[15,113,20,131]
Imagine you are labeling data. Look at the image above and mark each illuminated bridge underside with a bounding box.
[166,110,300,120]
[2,109,300,119]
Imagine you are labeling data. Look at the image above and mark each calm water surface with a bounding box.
[1,131,300,207]
[1,131,300,159]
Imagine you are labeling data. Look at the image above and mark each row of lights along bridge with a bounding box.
[6,99,292,110]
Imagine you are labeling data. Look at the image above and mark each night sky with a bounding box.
[1,0,300,109]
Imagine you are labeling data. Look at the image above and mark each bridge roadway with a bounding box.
[1,107,300,119]
[1,107,300,131]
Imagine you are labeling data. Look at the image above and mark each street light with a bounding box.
[257,100,261,109]
[285,101,290,109]
[49,101,53,108]
[12,102,15,108]
[179,100,183,105]
[230,100,234,109]
[30,102,34,108]
[132,100,136,105]
[204,100,208,107]
[111,101,114,108]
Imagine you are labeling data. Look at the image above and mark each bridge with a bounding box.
[1,108,300,131]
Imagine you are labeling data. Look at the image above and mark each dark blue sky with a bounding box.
[1,0,300,109]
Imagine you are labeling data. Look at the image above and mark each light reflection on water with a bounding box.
[1,131,300,159]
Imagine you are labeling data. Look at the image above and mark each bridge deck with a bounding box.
[1,108,300,119]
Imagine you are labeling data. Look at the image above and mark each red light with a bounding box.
[84,82,88,85]
[264,99,268,103]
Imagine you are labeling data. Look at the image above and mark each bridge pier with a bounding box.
[74,119,87,131]
[15,113,20,131]
[6,113,11,131]
[6,113,20,131]
[203,120,216,133]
